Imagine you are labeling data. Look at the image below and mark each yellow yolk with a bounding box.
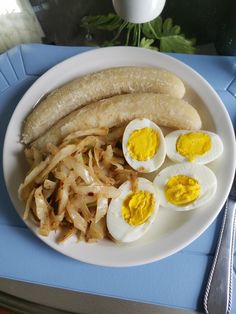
[176,132,212,161]
[121,191,155,226]
[165,175,200,206]
[128,128,159,161]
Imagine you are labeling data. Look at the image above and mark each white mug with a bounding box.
[112,0,166,23]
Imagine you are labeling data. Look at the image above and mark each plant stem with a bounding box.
[137,24,141,47]
[132,24,138,46]
[147,22,160,39]
[125,25,132,46]
[112,20,128,42]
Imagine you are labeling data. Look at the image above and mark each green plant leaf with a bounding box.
[81,14,122,31]
[171,25,181,35]
[142,17,162,39]
[139,38,158,50]
[160,35,196,53]
[161,18,183,36]
[142,23,155,39]
[143,16,196,53]
[80,13,196,53]
[162,18,173,35]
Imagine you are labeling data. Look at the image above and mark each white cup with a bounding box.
[112,0,166,23]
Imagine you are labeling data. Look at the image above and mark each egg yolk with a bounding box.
[165,175,200,206]
[128,128,159,161]
[121,191,155,226]
[176,132,212,161]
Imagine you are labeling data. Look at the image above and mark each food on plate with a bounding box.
[122,118,166,173]
[22,66,186,144]
[31,93,202,152]
[106,177,159,243]
[165,130,223,164]
[18,127,139,243]
[18,63,220,246]
[18,122,220,243]
[153,163,217,211]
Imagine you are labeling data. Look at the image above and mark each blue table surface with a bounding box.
[0,44,236,312]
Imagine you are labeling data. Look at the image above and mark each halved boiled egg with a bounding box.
[165,130,223,164]
[122,118,166,173]
[153,163,217,211]
[106,177,159,243]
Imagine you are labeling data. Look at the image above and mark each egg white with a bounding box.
[165,130,223,164]
[106,177,160,243]
[122,118,166,173]
[153,163,217,211]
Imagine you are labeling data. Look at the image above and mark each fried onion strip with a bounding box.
[19,128,136,244]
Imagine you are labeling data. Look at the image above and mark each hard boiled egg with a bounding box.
[153,163,217,211]
[122,118,166,173]
[106,177,159,243]
[165,130,223,164]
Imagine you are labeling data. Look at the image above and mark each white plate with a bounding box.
[3,47,236,267]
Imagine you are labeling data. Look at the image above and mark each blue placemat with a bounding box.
[0,44,236,313]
